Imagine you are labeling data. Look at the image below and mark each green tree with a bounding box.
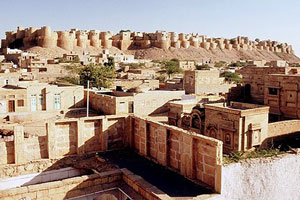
[59,56,80,64]
[161,59,183,77]
[220,71,242,83]
[214,61,226,68]
[104,57,115,67]
[196,64,211,70]
[229,61,248,68]
[79,63,115,88]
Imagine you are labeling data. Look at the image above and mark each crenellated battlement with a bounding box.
[0,26,294,54]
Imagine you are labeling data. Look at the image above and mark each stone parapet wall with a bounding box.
[0,169,123,200]
[85,91,118,115]
[0,168,172,200]
[268,120,300,138]
[129,115,223,193]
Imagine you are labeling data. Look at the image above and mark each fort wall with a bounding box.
[1,26,294,54]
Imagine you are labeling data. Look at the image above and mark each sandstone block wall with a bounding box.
[0,140,14,164]
[0,115,127,165]
[47,116,127,158]
[238,66,288,104]
[0,169,123,200]
[24,136,48,162]
[1,26,294,54]
[86,91,118,115]
[85,91,134,115]
[268,120,300,138]
[129,115,223,192]
[0,168,171,200]
[264,74,300,119]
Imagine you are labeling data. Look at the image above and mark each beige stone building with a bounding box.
[112,79,159,91]
[264,74,300,120]
[0,73,19,86]
[87,90,185,116]
[0,85,27,114]
[118,68,156,80]
[184,70,235,95]
[0,81,84,115]
[238,65,298,103]
[167,100,269,153]
[204,102,269,153]
[179,60,196,71]
[164,77,184,90]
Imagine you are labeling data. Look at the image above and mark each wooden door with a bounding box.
[8,100,15,112]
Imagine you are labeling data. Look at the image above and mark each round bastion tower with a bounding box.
[23,27,38,48]
[76,31,88,48]
[38,26,58,48]
[57,31,74,51]
[89,31,101,48]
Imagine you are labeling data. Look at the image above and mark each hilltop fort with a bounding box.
[1,26,299,63]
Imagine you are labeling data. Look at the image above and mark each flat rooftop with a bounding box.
[169,99,198,106]
[204,102,269,115]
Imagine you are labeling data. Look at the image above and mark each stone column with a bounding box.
[180,134,194,179]
[14,125,25,164]
[156,127,167,166]
[101,118,109,151]
[139,119,147,156]
[46,122,56,159]
[77,119,85,155]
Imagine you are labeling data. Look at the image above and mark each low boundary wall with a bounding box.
[129,115,223,193]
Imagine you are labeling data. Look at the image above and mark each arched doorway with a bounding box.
[191,113,201,130]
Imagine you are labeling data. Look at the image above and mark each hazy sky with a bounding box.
[1,0,300,56]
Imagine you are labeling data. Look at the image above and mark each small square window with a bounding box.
[268,88,278,95]
[17,99,24,107]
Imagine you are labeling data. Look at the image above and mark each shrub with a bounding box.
[214,61,226,68]
[196,64,211,70]
[220,71,242,83]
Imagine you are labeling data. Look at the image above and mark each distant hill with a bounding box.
[124,47,300,63]
[25,46,300,64]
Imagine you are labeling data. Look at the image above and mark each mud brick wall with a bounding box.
[129,115,223,193]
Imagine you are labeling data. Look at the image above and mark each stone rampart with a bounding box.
[1,26,294,54]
